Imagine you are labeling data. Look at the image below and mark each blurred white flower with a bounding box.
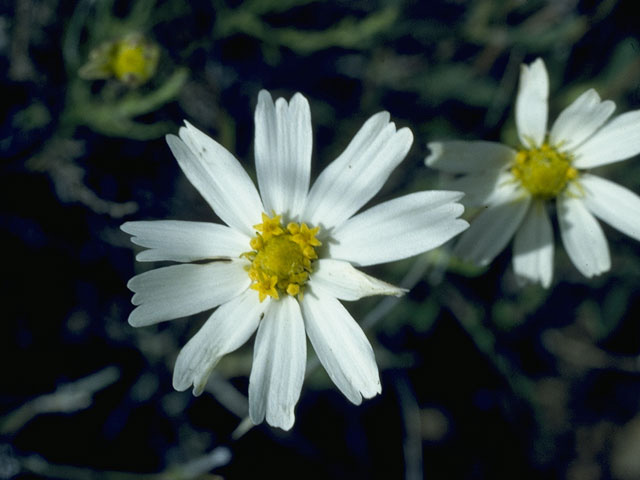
[122,90,468,430]
[426,58,640,287]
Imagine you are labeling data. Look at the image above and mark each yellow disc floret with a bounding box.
[243,213,322,302]
[511,142,578,199]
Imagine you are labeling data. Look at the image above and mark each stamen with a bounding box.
[254,213,284,240]
[250,272,279,302]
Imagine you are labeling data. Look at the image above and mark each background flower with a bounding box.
[427,58,640,287]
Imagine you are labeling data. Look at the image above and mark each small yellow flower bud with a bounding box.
[79,33,159,87]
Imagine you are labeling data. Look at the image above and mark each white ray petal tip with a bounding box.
[127,310,144,328]
[274,97,287,110]
[351,379,382,405]
[171,375,189,393]
[176,124,189,138]
[179,121,206,143]
[530,57,545,68]
[602,99,616,113]
[172,362,204,395]
[583,88,601,102]
[192,383,206,397]
[120,221,133,234]
[291,91,309,104]
[166,133,186,152]
[366,379,382,398]
[126,277,137,291]
[522,57,546,78]
[267,415,295,431]
[248,405,296,431]
[524,57,548,87]
[397,126,414,145]
[134,251,149,262]
[257,89,273,102]
[581,261,611,278]
[372,110,391,124]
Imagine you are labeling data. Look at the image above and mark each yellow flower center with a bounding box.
[243,213,322,302]
[511,143,578,199]
[111,37,158,85]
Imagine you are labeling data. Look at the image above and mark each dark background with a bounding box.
[2,0,640,478]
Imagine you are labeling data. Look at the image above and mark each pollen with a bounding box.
[244,213,322,302]
[511,142,578,199]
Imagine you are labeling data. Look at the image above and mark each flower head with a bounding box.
[426,58,640,287]
[122,90,468,430]
[79,33,159,87]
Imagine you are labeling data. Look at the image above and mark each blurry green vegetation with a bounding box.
[215,3,398,57]
[13,101,52,131]
[64,67,188,140]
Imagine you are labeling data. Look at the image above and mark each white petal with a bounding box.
[441,169,516,207]
[454,190,531,266]
[512,200,554,288]
[127,260,250,327]
[254,91,312,220]
[248,296,306,430]
[173,290,266,395]
[301,288,380,405]
[516,58,549,148]
[549,88,615,150]
[309,259,406,301]
[304,112,413,230]
[557,194,611,278]
[573,110,640,168]
[425,141,516,174]
[328,191,468,267]
[121,220,250,262]
[483,172,529,206]
[580,174,640,242]
[168,123,263,237]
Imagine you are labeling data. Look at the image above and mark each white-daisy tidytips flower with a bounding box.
[122,90,468,430]
[426,58,640,287]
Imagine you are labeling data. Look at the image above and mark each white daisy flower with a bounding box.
[122,90,468,430]
[426,58,640,287]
